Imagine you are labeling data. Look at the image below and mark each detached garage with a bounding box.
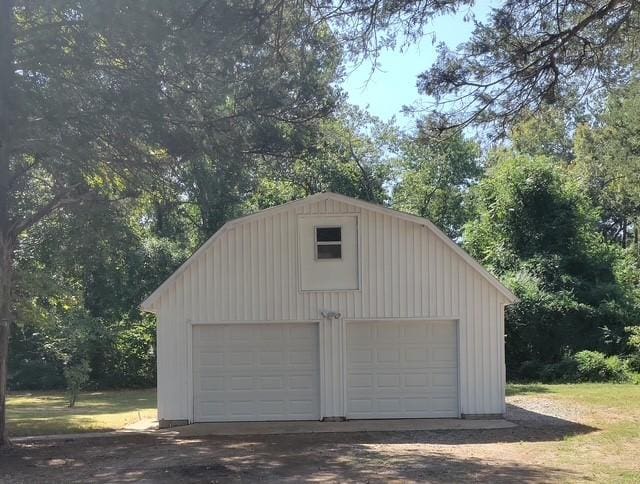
[141,192,516,427]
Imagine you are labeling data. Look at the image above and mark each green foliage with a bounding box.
[4,0,342,402]
[64,360,91,408]
[572,351,629,383]
[465,153,595,272]
[627,326,640,351]
[393,127,482,238]
[412,1,639,132]
[9,200,162,390]
[246,106,394,211]
[626,327,640,372]
[519,351,632,383]
[465,150,639,375]
[510,108,575,162]
[5,1,640,401]
[573,83,640,248]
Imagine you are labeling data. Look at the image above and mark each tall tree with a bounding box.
[310,0,640,132]
[0,0,339,445]
[247,105,394,209]
[0,0,15,448]
[392,124,481,238]
[464,152,637,373]
[573,81,640,249]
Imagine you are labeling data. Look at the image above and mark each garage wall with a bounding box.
[154,196,510,421]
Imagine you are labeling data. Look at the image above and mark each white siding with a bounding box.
[154,196,510,421]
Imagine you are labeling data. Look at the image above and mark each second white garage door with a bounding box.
[192,323,320,422]
[346,320,459,419]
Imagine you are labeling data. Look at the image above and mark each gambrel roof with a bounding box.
[141,192,516,311]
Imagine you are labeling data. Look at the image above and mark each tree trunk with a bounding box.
[0,240,12,447]
[0,0,14,448]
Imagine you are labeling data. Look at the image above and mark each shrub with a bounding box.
[64,360,91,407]
[517,360,545,380]
[572,350,629,382]
[539,358,578,383]
[625,354,640,373]
[9,359,65,390]
[625,327,640,373]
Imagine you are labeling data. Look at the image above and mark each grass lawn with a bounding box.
[507,383,640,483]
[7,388,156,437]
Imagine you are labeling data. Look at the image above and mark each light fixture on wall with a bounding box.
[320,310,341,319]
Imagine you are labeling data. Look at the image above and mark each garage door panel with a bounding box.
[346,320,459,419]
[197,352,225,367]
[404,373,428,387]
[258,351,284,365]
[349,349,373,365]
[432,324,457,342]
[376,349,401,363]
[402,324,428,340]
[405,348,429,362]
[193,323,320,422]
[259,376,285,390]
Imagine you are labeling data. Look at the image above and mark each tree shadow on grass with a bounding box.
[506,383,552,396]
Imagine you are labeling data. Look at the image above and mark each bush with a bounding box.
[572,350,629,382]
[9,359,65,390]
[539,358,578,383]
[517,360,545,380]
[64,360,91,407]
[513,350,635,383]
[625,354,640,373]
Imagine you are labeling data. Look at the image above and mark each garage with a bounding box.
[192,323,320,422]
[346,320,459,419]
[143,192,516,426]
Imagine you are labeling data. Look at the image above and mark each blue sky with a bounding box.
[342,2,495,128]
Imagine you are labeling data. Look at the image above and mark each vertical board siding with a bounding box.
[155,199,509,420]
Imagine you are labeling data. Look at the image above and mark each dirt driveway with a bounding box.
[0,395,628,483]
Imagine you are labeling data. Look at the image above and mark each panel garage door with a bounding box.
[346,320,459,419]
[193,323,320,422]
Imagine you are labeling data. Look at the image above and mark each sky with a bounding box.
[342,2,495,128]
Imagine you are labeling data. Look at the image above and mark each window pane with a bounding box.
[316,227,341,242]
[317,244,342,259]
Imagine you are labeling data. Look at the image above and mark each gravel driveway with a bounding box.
[0,397,600,483]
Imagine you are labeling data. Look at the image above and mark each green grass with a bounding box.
[507,382,640,411]
[508,383,640,482]
[7,388,156,437]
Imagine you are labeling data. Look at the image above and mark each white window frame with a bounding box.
[314,225,342,261]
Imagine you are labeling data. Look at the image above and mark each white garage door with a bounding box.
[193,323,320,422]
[346,320,459,419]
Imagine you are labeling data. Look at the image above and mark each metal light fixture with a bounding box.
[320,310,341,319]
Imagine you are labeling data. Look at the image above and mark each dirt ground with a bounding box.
[0,395,635,483]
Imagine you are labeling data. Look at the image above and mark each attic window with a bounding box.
[315,226,342,259]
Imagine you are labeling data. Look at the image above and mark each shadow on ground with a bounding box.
[1,401,597,483]
[506,384,552,396]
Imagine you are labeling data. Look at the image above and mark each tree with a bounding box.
[310,0,640,132]
[464,152,638,375]
[246,106,395,209]
[573,81,640,249]
[0,0,340,445]
[510,108,575,163]
[392,125,481,239]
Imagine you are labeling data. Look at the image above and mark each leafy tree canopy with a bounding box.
[310,0,640,133]
[573,80,640,247]
[392,125,481,239]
